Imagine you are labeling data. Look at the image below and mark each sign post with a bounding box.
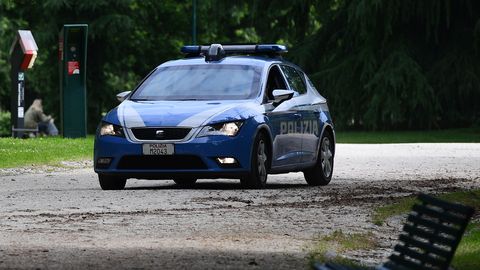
[59,24,88,138]
[9,30,38,138]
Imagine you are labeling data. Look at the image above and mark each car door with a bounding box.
[264,64,302,168]
[279,65,321,165]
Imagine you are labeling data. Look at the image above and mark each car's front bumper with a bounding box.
[94,123,257,180]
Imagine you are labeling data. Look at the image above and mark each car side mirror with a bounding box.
[272,89,294,105]
[116,91,131,102]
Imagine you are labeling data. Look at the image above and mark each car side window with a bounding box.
[305,75,320,95]
[280,65,307,95]
[264,65,288,102]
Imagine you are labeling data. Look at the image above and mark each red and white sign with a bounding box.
[20,50,37,70]
[10,30,39,70]
[68,61,80,75]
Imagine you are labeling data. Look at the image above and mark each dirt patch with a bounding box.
[0,144,479,269]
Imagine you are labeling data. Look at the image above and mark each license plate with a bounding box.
[142,143,174,155]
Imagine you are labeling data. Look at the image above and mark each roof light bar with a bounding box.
[180,45,201,54]
[256,44,288,52]
[180,44,288,59]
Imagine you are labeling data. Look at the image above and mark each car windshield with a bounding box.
[131,64,262,101]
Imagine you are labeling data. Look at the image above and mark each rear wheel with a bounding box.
[303,131,334,186]
[173,178,197,187]
[240,132,269,188]
[98,174,127,190]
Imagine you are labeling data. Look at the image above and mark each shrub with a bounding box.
[0,110,11,137]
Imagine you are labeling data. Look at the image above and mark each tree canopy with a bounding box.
[0,0,479,132]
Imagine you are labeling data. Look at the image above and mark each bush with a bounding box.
[0,110,11,137]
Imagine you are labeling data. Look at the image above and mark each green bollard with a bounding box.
[59,24,88,138]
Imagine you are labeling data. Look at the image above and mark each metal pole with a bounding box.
[10,45,25,138]
[192,0,197,45]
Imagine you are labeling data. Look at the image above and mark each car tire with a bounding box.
[303,130,334,186]
[173,178,197,187]
[240,132,269,189]
[98,174,127,190]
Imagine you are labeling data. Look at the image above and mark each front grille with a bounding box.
[117,155,207,170]
[131,127,191,140]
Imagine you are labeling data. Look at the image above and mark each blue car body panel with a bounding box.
[94,51,335,180]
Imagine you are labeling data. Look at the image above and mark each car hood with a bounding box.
[105,100,262,128]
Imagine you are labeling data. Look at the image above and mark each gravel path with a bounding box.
[0,143,479,269]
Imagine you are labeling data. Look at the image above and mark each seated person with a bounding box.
[24,99,58,136]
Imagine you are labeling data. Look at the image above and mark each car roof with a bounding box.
[159,55,284,68]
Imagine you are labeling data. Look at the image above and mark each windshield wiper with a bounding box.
[176,98,206,101]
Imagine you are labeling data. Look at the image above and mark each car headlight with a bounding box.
[99,122,125,137]
[197,121,243,137]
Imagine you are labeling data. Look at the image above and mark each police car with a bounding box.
[94,44,335,190]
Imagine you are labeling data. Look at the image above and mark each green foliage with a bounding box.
[0,0,479,132]
[0,0,192,132]
[0,110,10,137]
[364,51,437,130]
[303,0,480,130]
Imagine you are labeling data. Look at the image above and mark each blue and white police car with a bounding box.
[94,44,335,190]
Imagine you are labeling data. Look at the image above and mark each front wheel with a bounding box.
[240,132,269,189]
[98,174,127,190]
[303,131,334,186]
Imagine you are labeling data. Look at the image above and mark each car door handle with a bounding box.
[293,113,302,119]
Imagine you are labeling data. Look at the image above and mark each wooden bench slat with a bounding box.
[388,254,428,270]
[394,245,446,267]
[418,194,475,216]
[407,215,460,237]
[403,224,456,247]
[12,128,39,132]
[413,204,467,225]
[398,234,451,258]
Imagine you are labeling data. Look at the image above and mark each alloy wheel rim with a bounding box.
[257,140,267,182]
[320,137,332,178]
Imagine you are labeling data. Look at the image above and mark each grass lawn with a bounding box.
[0,136,94,168]
[308,230,377,268]
[454,222,480,270]
[336,127,480,143]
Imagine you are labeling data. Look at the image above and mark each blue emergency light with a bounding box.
[181,44,288,61]
[181,45,202,54]
[256,44,288,52]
